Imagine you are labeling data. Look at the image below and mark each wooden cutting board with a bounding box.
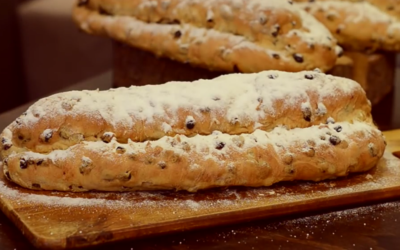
[0,130,399,250]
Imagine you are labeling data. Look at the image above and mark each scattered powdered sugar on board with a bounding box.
[289,201,400,225]
[0,174,242,211]
[260,200,400,240]
[0,181,109,208]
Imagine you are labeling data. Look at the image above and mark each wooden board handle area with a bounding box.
[383,129,400,157]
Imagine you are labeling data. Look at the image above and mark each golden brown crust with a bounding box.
[72,0,340,72]
[294,0,400,52]
[2,122,385,192]
[0,71,372,157]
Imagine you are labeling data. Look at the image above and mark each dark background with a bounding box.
[0,0,28,112]
[0,0,112,114]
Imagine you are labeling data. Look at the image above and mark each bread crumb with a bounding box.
[366,174,373,180]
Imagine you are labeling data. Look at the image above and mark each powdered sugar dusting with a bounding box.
[108,0,335,46]
[23,149,74,164]
[73,0,339,75]
[0,181,108,207]
[38,121,380,167]
[17,70,364,132]
[162,122,172,133]
[296,1,400,34]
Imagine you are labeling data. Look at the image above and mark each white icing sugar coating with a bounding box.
[300,1,400,24]
[162,122,172,133]
[72,0,341,73]
[130,0,335,46]
[19,70,362,130]
[19,121,379,167]
[316,102,327,116]
[295,1,400,41]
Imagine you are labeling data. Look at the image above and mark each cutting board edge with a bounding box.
[61,184,400,249]
[2,176,400,250]
[0,196,68,250]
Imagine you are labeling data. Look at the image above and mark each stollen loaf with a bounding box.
[0,71,386,192]
[72,0,341,73]
[295,0,400,21]
[294,0,400,52]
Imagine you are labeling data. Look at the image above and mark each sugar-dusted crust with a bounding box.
[0,71,385,192]
[365,0,400,20]
[72,0,340,73]
[295,0,400,21]
[0,71,373,159]
[2,122,385,192]
[294,0,400,52]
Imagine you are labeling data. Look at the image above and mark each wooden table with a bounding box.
[0,72,399,250]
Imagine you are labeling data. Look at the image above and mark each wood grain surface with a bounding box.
[0,130,399,249]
